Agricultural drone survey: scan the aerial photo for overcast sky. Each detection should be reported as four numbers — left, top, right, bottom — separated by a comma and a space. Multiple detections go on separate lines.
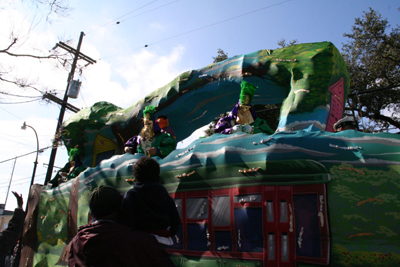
0, 0, 399, 210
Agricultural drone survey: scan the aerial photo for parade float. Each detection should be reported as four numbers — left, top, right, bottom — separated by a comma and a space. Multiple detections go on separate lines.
19, 42, 400, 267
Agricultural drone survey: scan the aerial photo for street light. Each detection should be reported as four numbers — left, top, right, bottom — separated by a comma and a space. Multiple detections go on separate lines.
21, 121, 39, 202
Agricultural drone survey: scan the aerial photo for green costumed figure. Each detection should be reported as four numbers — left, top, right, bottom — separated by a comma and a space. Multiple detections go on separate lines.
214, 81, 274, 135
124, 105, 177, 158
48, 147, 86, 188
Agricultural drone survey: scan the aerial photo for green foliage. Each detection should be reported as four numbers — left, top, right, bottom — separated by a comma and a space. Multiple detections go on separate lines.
212, 48, 228, 63
277, 38, 298, 48
341, 8, 400, 132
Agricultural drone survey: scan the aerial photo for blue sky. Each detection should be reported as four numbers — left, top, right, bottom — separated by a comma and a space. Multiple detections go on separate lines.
0, 0, 399, 210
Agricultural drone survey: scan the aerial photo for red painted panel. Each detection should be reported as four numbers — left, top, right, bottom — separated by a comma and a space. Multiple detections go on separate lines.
326, 78, 344, 132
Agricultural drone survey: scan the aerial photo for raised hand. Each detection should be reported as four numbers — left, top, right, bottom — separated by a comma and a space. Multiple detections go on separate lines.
12, 191, 23, 209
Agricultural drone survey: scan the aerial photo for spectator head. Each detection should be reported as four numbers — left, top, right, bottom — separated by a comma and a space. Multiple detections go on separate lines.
333, 116, 358, 132
89, 185, 122, 220
132, 156, 160, 183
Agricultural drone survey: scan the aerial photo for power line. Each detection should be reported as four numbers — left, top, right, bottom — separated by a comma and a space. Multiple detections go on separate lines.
0, 175, 46, 189
0, 106, 61, 137
0, 135, 39, 148
86, 0, 159, 34
79, 90, 88, 108
100, 0, 292, 60
0, 98, 41, 104
0, 146, 52, 165
117, 0, 179, 24
0, 176, 32, 186
148, 0, 292, 46
0, 172, 49, 186
0, 92, 42, 98
0, 106, 24, 120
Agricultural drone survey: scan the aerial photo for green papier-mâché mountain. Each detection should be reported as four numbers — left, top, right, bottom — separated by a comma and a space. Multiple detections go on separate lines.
60, 41, 349, 167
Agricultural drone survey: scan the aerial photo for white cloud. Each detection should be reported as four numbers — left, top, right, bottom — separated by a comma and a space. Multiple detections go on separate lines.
71, 59, 128, 108
67, 44, 186, 109
114, 45, 186, 108
0, 5, 189, 210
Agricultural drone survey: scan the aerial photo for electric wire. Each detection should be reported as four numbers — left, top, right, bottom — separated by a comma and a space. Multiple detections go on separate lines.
0, 146, 52, 165
0, 176, 35, 186
0, 98, 41, 104
0, 135, 40, 148
0, 92, 42, 98
100, 0, 292, 60
1, 1, 177, 110
85, 0, 159, 35
0, 174, 46, 189
0, 106, 24, 120
79, 91, 88, 108
117, 0, 179, 24
0, 106, 57, 138
0, 173, 47, 185
147, 0, 292, 47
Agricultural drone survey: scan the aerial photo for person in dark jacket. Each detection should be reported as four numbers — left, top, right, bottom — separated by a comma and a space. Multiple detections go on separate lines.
122, 156, 180, 246
0, 192, 24, 267
68, 185, 175, 267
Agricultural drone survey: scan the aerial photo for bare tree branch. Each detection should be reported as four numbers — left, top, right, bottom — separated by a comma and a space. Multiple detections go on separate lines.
1, 50, 59, 59
1, 38, 18, 52
366, 112, 400, 130
0, 76, 44, 94
0, 0, 73, 102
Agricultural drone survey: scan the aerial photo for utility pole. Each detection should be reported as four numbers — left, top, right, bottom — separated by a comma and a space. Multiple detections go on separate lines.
44, 32, 96, 185
42, 93, 80, 113
4, 157, 17, 209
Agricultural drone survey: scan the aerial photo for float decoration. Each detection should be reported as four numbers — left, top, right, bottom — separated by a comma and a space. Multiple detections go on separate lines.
18, 42, 400, 267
